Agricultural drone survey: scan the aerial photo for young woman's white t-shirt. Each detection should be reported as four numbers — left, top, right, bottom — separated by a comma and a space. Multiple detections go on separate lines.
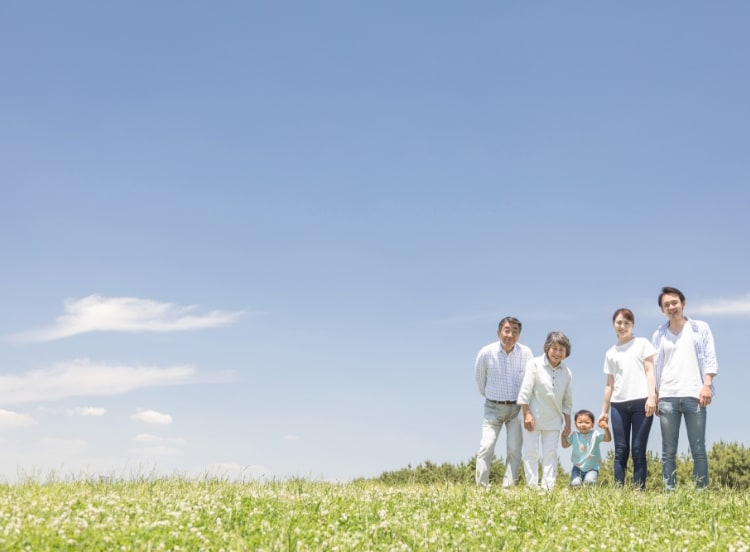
603, 337, 657, 402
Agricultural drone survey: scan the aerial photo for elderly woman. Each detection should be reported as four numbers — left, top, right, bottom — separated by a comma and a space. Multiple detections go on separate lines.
517, 331, 573, 490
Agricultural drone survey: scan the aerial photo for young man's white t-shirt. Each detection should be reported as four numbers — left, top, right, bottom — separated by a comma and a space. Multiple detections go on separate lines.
658, 325, 702, 398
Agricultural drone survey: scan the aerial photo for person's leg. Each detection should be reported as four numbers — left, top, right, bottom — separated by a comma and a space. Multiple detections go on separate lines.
583, 470, 599, 485
682, 397, 708, 489
630, 398, 654, 490
502, 406, 523, 488
570, 466, 583, 488
658, 397, 681, 491
522, 427, 540, 488
476, 403, 502, 487
540, 430, 560, 490
610, 402, 631, 486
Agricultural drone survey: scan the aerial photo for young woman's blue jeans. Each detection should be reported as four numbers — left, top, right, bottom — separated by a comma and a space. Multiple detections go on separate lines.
611, 398, 653, 488
658, 396, 708, 490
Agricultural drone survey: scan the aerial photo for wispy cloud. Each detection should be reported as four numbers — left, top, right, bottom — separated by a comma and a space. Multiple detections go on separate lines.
282, 434, 300, 441
0, 359, 195, 406
65, 407, 107, 417
0, 409, 37, 428
8, 294, 243, 343
132, 433, 185, 445
131, 409, 173, 425
692, 294, 750, 316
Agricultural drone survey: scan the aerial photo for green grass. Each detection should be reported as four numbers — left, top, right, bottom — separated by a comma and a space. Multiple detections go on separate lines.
0, 478, 748, 551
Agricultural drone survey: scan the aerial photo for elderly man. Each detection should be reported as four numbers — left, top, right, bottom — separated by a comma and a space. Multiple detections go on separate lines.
474, 316, 533, 488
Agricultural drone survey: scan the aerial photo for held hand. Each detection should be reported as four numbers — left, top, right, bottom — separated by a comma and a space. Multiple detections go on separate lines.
645, 396, 657, 417
597, 417, 609, 430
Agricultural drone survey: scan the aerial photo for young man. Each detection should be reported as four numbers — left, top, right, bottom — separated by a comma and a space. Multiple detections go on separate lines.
652, 286, 719, 490
474, 317, 533, 488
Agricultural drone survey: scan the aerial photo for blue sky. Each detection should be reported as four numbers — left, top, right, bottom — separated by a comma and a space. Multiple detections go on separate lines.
1, 2, 748, 482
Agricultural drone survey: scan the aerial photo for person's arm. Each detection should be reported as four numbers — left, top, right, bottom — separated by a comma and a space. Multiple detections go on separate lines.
517, 360, 535, 431
474, 352, 487, 396
599, 374, 614, 426
562, 413, 571, 438
698, 323, 718, 407
561, 431, 571, 448
644, 355, 657, 416
561, 372, 573, 437
601, 425, 612, 443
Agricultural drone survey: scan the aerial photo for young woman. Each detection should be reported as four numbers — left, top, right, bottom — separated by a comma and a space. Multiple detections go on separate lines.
598, 308, 657, 490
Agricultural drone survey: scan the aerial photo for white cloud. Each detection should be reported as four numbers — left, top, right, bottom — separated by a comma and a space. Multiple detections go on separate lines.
132, 433, 185, 445
282, 434, 300, 441
40, 437, 87, 454
0, 359, 195, 406
131, 409, 173, 425
65, 407, 107, 417
692, 295, 750, 316
0, 409, 37, 428
8, 294, 243, 343
129, 445, 181, 457
132, 433, 164, 443
128, 432, 185, 458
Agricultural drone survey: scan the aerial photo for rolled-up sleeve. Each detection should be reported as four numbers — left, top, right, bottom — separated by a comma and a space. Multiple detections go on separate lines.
699, 323, 718, 376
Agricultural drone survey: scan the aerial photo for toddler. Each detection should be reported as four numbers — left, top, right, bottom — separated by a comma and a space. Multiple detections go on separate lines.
562, 409, 611, 487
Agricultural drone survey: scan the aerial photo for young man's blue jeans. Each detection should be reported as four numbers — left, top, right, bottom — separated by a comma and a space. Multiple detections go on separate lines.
611, 398, 653, 489
658, 397, 708, 490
